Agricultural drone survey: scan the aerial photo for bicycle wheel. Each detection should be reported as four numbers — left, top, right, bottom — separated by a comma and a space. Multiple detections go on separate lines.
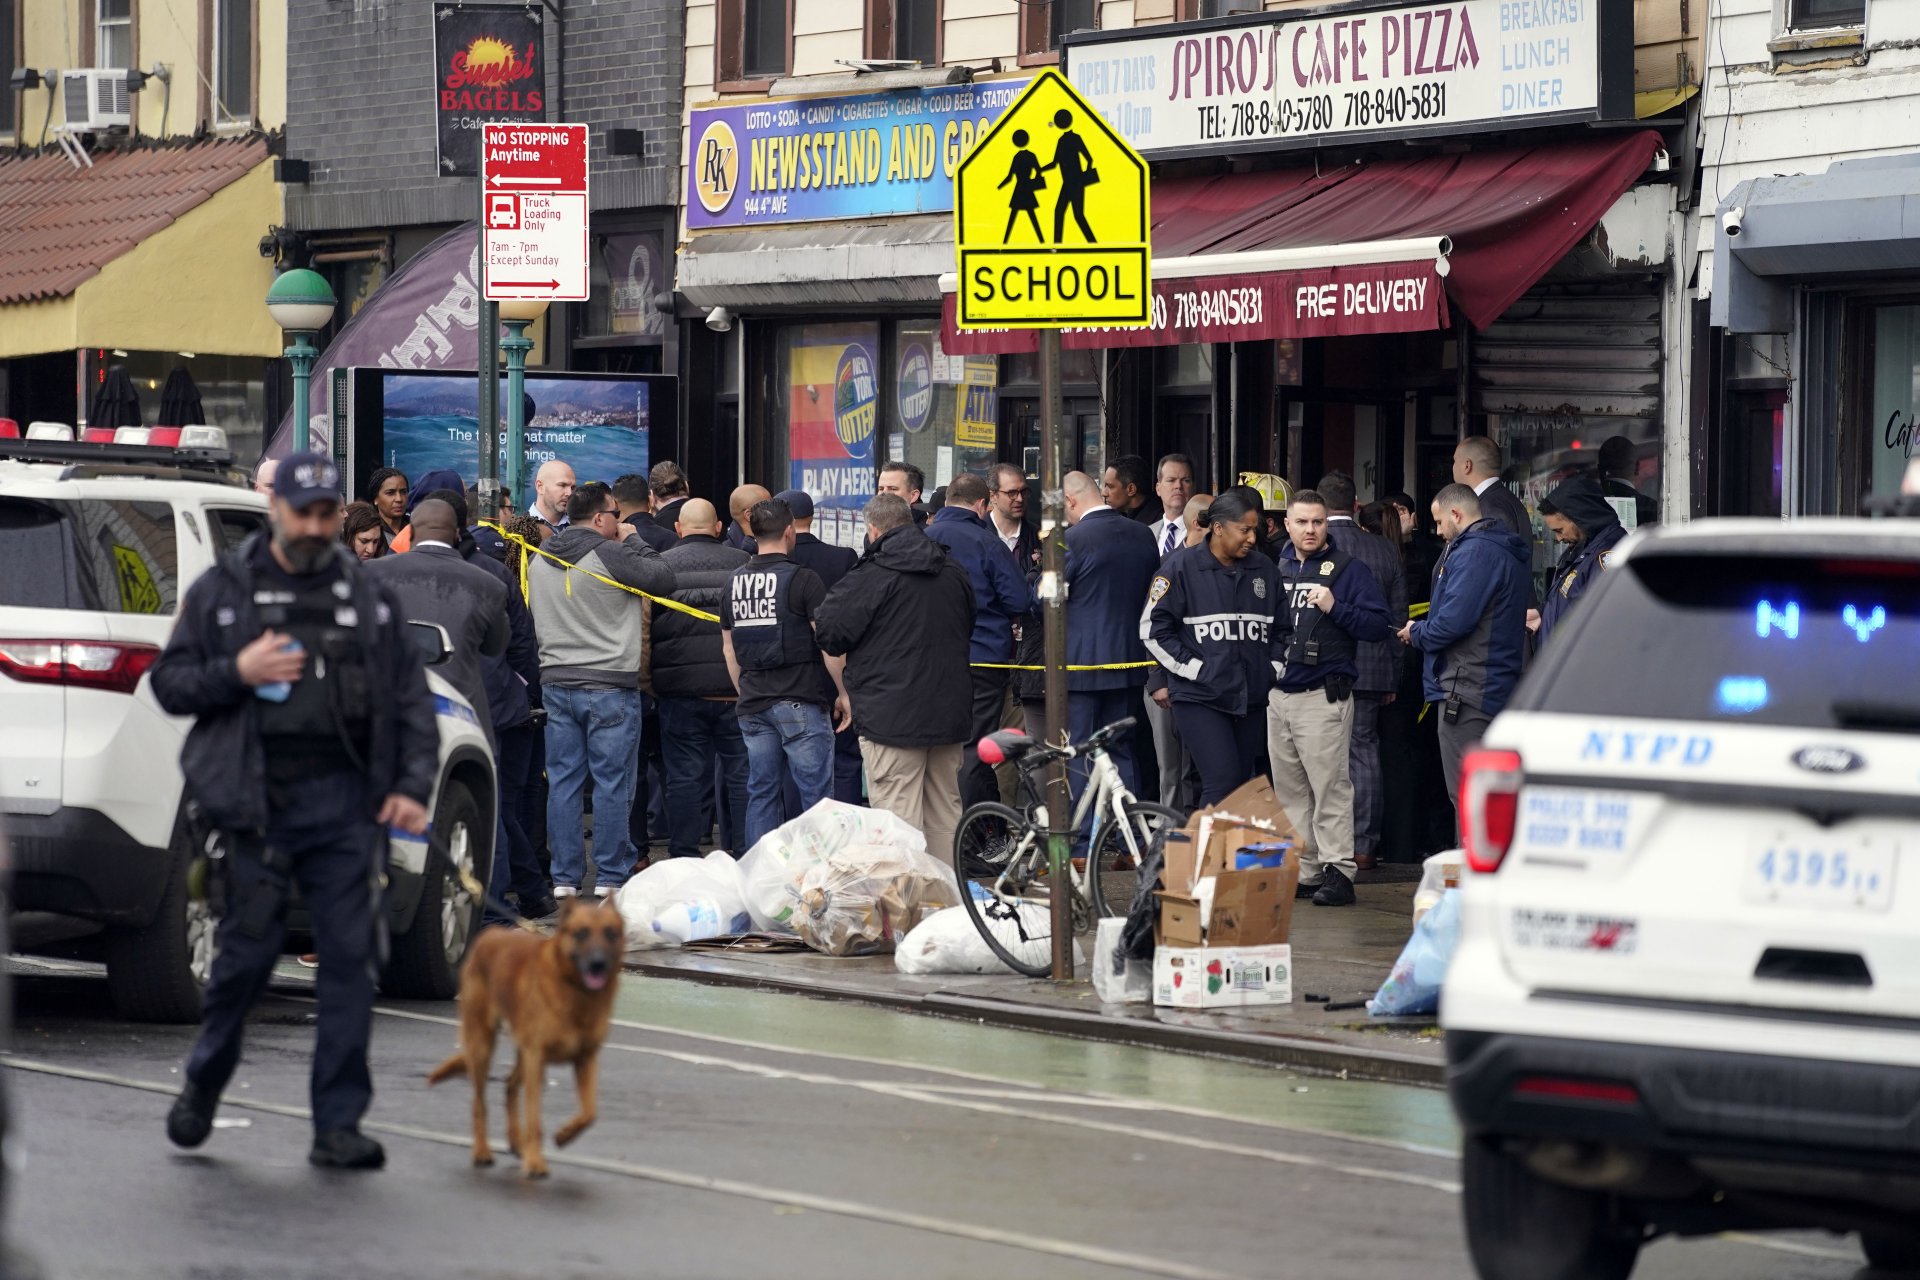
951, 802, 1053, 979
1088, 801, 1183, 919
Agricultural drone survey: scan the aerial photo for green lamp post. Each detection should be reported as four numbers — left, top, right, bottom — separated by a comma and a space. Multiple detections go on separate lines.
265, 268, 338, 454
497, 297, 549, 512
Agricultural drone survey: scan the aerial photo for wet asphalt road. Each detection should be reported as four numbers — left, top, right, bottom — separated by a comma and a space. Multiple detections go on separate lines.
0, 958, 1878, 1280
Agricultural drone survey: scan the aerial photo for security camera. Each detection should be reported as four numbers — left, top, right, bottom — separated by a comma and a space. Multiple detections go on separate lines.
1652, 148, 1671, 173
704, 306, 732, 333
1723, 206, 1745, 239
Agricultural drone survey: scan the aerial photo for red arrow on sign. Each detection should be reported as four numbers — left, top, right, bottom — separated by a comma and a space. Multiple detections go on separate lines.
493, 280, 559, 289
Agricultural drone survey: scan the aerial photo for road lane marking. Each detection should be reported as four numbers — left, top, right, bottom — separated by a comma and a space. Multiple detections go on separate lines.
2, 1053, 1252, 1280
368, 1004, 1464, 1195
346, 989, 1457, 1158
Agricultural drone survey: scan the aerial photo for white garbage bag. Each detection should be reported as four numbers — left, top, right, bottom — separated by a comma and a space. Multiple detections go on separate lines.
737, 799, 929, 933
1413, 849, 1465, 924
613, 850, 748, 949
792, 843, 962, 957
894, 900, 1063, 975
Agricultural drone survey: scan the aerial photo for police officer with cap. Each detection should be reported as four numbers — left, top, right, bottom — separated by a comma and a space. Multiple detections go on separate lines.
151, 451, 438, 1170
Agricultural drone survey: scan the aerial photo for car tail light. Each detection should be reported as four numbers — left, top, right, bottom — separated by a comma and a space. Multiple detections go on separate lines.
1513, 1076, 1641, 1107
1460, 748, 1523, 873
0, 640, 161, 694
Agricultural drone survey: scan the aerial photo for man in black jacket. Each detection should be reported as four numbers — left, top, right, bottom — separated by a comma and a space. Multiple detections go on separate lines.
1319, 472, 1407, 870
777, 488, 862, 805
648, 498, 750, 857
1452, 436, 1537, 573
614, 472, 676, 552
816, 493, 975, 861
151, 452, 437, 1171
365, 497, 521, 923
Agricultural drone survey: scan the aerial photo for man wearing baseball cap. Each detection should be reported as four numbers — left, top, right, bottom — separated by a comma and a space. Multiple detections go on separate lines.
151, 450, 439, 1171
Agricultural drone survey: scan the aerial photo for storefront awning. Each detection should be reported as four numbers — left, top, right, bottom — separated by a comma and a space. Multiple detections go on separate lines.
0, 136, 284, 360
678, 216, 954, 311
940, 129, 1665, 353
1712, 153, 1920, 334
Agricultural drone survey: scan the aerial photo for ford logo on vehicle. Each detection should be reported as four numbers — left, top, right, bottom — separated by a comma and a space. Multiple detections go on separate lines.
1791, 745, 1864, 774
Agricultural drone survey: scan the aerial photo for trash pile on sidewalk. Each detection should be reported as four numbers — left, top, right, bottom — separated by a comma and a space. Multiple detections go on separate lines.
614, 801, 962, 957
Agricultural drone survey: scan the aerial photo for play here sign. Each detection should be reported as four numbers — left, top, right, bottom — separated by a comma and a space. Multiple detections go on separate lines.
953, 71, 1150, 330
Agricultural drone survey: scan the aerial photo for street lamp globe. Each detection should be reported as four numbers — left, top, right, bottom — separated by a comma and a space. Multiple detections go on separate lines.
265, 268, 337, 334
498, 296, 550, 324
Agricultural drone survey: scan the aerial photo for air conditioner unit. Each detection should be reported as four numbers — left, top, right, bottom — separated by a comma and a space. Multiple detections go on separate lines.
63, 69, 131, 130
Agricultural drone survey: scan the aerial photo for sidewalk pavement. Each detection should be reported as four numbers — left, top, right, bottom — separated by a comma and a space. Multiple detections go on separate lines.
623, 874, 1445, 1087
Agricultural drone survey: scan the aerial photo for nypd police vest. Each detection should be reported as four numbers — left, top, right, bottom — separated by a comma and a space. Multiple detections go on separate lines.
729, 558, 818, 672
1280, 545, 1359, 672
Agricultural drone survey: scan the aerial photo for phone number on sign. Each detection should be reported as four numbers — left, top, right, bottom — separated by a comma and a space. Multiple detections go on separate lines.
1199, 83, 1450, 141
1158, 285, 1265, 334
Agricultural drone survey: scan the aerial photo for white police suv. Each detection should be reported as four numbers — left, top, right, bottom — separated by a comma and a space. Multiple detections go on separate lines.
0, 427, 495, 1021
1445, 516, 1920, 1279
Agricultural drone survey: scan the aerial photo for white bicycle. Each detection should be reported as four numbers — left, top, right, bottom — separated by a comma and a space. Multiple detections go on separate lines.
952, 718, 1183, 978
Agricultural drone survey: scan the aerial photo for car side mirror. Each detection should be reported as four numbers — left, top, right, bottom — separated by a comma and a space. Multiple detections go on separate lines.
407, 620, 453, 666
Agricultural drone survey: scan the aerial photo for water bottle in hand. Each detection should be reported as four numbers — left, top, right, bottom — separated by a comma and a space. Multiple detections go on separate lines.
255, 639, 304, 703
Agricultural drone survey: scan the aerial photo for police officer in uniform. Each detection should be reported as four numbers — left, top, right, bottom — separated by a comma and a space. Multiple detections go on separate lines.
1140, 490, 1281, 806
1269, 490, 1392, 908
722, 499, 851, 849
1534, 473, 1627, 648
152, 452, 438, 1170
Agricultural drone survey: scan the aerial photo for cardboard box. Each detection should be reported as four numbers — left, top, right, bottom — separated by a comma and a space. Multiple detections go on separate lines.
1156, 862, 1300, 949
1209, 865, 1297, 947
1152, 944, 1293, 1009
1162, 777, 1300, 895
1154, 892, 1205, 947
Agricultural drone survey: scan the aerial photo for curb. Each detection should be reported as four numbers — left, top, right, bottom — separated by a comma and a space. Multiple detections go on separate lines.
623, 957, 1445, 1088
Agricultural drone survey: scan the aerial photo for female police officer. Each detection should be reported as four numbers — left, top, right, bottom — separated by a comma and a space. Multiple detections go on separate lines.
1139, 490, 1281, 805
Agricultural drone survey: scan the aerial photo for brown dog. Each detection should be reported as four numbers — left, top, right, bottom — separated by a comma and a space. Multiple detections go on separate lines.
427, 896, 624, 1178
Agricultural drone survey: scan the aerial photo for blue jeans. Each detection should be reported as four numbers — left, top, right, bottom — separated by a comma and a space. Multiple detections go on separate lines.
543, 684, 641, 893
659, 697, 748, 858
740, 700, 834, 850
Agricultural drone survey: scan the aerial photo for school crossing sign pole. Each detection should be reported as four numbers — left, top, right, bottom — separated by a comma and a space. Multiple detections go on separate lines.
954, 71, 1151, 983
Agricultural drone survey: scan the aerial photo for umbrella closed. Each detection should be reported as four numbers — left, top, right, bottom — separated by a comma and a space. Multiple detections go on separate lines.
158, 366, 205, 427
88, 365, 144, 430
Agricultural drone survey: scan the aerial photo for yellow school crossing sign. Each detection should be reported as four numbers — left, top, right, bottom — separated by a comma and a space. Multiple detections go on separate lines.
954, 70, 1150, 329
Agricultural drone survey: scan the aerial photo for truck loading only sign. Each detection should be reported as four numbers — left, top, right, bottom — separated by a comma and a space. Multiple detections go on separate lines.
482, 123, 589, 303
953, 71, 1152, 330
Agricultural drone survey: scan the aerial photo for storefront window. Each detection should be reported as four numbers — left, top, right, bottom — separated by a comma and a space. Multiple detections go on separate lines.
768, 322, 882, 549
581, 231, 669, 341
885, 321, 997, 502
1870, 305, 1920, 500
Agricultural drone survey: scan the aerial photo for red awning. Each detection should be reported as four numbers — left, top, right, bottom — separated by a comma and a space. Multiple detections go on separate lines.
942, 129, 1663, 353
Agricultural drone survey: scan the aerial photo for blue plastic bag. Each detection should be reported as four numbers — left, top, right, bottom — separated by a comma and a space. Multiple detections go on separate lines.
1366, 888, 1461, 1018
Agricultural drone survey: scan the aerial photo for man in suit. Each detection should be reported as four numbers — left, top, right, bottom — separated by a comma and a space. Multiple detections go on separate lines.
1143, 453, 1197, 808
364, 500, 513, 921
927, 473, 1033, 810
777, 488, 863, 805
1062, 470, 1160, 808
1452, 436, 1535, 561
1319, 472, 1407, 871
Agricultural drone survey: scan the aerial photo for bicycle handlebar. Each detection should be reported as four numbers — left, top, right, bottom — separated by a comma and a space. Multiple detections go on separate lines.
973, 717, 1136, 771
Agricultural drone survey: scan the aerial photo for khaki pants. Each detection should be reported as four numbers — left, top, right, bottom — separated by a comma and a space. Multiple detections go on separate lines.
1267, 687, 1357, 884
860, 739, 966, 864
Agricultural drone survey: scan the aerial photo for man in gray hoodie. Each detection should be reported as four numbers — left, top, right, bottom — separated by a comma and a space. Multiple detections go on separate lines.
528, 480, 676, 901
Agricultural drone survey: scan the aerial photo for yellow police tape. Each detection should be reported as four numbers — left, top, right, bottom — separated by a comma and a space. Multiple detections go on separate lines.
479, 521, 1152, 672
